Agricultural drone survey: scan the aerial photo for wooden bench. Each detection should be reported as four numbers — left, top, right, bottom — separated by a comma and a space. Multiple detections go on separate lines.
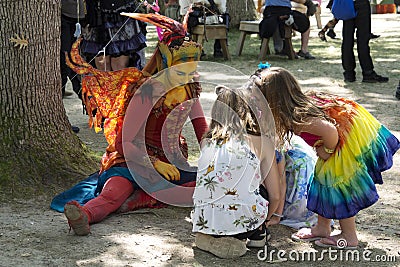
236, 20, 295, 60
191, 24, 231, 60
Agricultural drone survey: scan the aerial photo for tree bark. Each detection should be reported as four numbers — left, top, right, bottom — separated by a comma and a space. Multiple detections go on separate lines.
0, 0, 97, 198
227, 0, 258, 28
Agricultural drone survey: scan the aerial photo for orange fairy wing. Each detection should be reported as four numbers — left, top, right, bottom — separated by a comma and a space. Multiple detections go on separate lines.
66, 38, 145, 144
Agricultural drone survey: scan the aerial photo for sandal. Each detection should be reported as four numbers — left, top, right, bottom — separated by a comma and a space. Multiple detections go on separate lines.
291, 228, 323, 242
314, 236, 358, 250
318, 31, 327, 42
64, 201, 90, 236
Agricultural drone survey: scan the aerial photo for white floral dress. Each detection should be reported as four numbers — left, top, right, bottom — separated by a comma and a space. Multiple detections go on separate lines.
192, 137, 269, 235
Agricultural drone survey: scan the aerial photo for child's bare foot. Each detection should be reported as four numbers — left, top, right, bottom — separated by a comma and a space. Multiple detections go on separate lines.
291, 226, 331, 242
265, 216, 281, 227
315, 234, 358, 249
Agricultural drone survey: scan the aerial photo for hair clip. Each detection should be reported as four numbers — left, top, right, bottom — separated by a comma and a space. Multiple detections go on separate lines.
215, 85, 228, 95
258, 61, 271, 70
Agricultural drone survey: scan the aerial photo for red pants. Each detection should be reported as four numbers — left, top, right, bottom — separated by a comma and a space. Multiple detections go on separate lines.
83, 176, 196, 224
84, 176, 133, 223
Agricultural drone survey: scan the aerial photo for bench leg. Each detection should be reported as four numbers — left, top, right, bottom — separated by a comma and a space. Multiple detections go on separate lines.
196, 35, 204, 46
283, 26, 295, 60
220, 39, 231, 60
283, 38, 295, 60
258, 38, 270, 61
235, 31, 247, 56
315, 7, 322, 29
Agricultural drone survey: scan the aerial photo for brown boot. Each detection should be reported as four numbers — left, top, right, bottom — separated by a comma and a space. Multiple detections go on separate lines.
64, 201, 90, 236
195, 233, 247, 258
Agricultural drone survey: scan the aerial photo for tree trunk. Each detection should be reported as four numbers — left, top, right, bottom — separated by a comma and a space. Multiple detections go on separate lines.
0, 0, 97, 198
227, 0, 258, 28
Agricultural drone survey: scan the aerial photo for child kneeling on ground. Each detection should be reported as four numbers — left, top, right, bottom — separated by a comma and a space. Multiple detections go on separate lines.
191, 85, 281, 258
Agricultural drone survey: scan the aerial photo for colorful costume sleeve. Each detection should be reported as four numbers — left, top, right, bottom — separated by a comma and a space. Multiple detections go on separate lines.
189, 99, 208, 143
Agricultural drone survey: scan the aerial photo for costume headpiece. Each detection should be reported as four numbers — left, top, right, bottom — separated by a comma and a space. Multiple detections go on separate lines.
65, 13, 202, 147
121, 13, 202, 72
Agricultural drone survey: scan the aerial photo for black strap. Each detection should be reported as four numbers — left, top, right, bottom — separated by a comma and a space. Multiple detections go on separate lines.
208, 0, 221, 14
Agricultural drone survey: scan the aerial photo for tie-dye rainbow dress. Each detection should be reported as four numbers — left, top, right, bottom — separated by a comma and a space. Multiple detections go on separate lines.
300, 95, 400, 219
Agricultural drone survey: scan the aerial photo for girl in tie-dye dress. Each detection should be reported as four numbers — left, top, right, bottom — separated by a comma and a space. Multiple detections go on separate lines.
251, 66, 400, 249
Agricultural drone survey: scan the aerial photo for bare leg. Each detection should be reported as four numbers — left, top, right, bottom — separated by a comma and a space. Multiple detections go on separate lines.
272, 28, 284, 53
292, 215, 331, 240
316, 216, 358, 248
111, 55, 130, 71
300, 28, 310, 53
95, 55, 112, 71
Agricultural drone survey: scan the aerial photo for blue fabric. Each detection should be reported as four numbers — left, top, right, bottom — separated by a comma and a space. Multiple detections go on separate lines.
265, 0, 291, 8
50, 166, 198, 213
50, 172, 100, 212
332, 0, 357, 20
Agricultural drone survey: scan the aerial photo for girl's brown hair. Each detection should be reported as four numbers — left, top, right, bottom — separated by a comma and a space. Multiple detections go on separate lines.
251, 67, 332, 145
204, 86, 260, 143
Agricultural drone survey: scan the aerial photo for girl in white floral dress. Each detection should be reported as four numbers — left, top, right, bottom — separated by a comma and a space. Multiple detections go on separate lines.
192, 86, 281, 258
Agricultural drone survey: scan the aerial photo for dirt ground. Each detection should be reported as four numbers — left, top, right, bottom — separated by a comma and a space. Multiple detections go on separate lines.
1, 8, 400, 267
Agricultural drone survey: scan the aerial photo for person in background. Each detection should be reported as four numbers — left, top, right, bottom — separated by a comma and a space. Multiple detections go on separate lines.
61, 0, 86, 133
82, 0, 147, 71
259, 0, 317, 59
395, 80, 400, 100
253, 66, 399, 248
164, 0, 181, 21
61, 0, 86, 99
318, 0, 380, 42
179, 0, 228, 58
341, 0, 388, 83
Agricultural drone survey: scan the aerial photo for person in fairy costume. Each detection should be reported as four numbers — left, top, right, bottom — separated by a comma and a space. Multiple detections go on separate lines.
251, 66, 400, 248
51, 13, 208, 236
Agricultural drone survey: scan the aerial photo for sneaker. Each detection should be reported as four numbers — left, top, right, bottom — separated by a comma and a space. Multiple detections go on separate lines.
362, 72, 389, 83
200, 50, 206, 60
71, 126, 80, 133
275, 49, 287, 57
343, 71, 356, 82
318, 30, 327, 42
213, 49, 223, 58
63, 91, 74, 98
64, 201, 90, 236
195, 233, 247, 258
247, 224, 270, 248
297, 50, 315, 60
344, 76, 356, 82
326, 29, 336, 39
370, 33, 380, 39
395, 81, 400, 100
